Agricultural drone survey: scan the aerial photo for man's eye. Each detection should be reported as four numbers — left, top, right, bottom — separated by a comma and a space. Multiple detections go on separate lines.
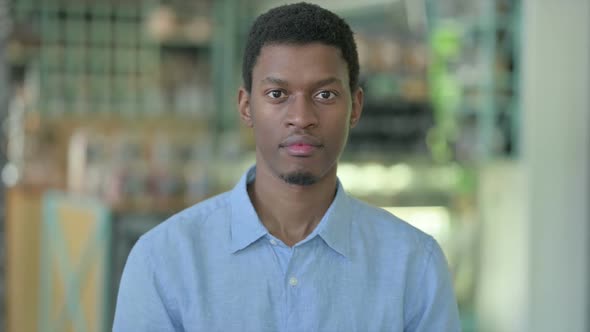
316, 91, 336, 100
266, 90, 285, 99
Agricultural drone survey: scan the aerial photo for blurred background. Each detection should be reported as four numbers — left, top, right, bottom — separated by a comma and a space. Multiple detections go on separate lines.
0, 0, 588, 331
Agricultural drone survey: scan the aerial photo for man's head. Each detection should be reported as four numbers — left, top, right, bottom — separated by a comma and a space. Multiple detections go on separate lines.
238, 3, 363, 187
242, 2, 359, 94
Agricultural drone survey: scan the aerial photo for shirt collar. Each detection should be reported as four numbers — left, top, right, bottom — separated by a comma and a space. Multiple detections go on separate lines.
314, 180, 353, 258
229, 167, 268, 253
229, 166, 354, 258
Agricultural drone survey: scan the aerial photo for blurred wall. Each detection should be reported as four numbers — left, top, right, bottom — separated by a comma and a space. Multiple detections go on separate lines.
478, 1, 590, 332
477, 162, 529, 332
522, 0, 590, 331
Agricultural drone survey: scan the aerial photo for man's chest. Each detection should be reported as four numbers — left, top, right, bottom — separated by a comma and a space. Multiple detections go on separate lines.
174, 241, 409, 331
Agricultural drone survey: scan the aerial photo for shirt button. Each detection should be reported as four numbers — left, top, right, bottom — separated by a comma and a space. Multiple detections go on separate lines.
270, 239, 278, 246
289, 277, 298, 287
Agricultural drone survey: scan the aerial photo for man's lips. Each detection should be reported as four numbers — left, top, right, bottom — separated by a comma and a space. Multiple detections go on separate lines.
285, 143, 316, 155
279, 135, 323, 156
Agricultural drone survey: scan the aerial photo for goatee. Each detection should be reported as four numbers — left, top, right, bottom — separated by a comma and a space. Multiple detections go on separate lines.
279, 172, 317, 186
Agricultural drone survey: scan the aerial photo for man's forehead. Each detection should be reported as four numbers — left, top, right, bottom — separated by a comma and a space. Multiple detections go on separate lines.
253, 43, 348, 75
259, 76, 344, 88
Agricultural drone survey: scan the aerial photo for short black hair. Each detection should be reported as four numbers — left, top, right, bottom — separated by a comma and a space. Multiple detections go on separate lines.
242, 2, 359, 93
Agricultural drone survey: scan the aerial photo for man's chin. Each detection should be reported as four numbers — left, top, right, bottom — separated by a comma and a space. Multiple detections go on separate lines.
279, 172, 318, 186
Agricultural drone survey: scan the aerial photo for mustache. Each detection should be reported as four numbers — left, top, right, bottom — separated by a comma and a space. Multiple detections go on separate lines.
279, 134, 323, 147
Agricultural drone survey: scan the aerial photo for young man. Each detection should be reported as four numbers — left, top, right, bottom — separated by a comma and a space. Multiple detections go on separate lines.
113, 3, 461, 331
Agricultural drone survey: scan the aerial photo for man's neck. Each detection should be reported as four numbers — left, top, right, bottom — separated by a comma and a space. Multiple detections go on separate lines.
248, 166, 337, 247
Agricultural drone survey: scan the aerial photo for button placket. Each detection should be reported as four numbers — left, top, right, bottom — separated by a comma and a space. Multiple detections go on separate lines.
284, 246, 305, 331
286, 246, 301, 288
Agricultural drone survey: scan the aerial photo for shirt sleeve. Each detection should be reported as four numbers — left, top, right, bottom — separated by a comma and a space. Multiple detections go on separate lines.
112, 237, 180, 332
404, 236, 462, 332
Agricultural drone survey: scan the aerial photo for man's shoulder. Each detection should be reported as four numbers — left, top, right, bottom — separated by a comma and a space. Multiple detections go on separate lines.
140, 190, 233, 245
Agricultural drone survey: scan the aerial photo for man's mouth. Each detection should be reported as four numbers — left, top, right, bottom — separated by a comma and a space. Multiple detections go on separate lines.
280, 135, 322, 157
285, 143, 316, 156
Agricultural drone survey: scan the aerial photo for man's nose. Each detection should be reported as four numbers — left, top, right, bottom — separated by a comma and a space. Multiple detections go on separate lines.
284, 95, 319, 129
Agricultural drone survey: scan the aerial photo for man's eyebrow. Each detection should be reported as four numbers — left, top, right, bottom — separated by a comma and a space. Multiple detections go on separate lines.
312, 77, 342, 88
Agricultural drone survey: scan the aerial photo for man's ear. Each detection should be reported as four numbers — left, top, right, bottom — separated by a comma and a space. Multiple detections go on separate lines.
238, 87, 254, 127
349, 87, 364, 128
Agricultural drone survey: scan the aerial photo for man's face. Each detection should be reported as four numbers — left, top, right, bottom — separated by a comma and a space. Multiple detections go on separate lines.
238, 43, 363, 186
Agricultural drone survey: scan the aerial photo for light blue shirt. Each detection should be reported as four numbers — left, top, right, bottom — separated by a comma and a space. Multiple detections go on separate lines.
113, 167, 461, 331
